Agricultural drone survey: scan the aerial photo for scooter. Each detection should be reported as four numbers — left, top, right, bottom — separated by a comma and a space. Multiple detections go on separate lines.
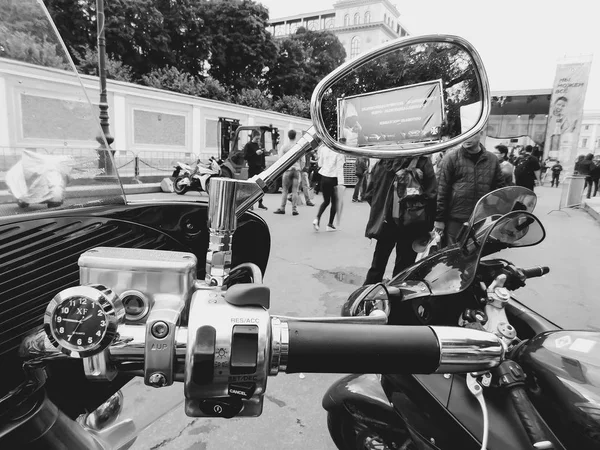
325, 186, 599, 450
172, 156, 223, 195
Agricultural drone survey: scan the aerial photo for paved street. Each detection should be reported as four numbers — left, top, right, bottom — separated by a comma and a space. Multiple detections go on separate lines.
120, 184, 600, 450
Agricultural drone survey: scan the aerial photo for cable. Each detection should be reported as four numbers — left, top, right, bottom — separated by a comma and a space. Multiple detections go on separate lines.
466, 373, 490, 450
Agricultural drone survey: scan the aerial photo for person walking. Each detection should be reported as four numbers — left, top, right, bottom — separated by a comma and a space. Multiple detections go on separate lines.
493, 144, 514, 186
579, 153, 596, 199
435, 132, 505, 246
352, 157, 369, 202
299, 150, 316, 207
312, 144, 345, 232
273, 130, 302, 215
550, 161, 563, 187
363, 156, 437, 284
514, 145, 541, 191
243, 132, 268, 210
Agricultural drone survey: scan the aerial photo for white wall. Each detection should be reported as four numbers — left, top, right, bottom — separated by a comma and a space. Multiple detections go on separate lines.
0, 58, 312, 160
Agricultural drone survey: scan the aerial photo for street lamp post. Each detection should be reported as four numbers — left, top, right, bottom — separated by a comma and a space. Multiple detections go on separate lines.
95, 0, 115, 178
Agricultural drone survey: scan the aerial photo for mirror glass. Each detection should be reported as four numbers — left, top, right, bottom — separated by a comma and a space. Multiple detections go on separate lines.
317, 40, 484, 153
485, 212, 545, 247
469, 186, 537, 230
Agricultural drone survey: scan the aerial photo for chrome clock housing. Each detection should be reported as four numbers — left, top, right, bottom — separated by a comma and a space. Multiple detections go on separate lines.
44, 285, 124, 358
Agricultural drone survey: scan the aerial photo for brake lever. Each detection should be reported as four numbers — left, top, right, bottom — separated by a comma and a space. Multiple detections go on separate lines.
467, 372, 491, 450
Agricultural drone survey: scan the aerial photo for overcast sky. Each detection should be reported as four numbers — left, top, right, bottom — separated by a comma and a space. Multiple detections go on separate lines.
259, 0, 599, 110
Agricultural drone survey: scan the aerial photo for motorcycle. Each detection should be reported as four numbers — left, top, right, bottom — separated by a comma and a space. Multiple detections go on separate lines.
325, 186, 600, 450
172, 156, 223, 195
1, 2, 596, 449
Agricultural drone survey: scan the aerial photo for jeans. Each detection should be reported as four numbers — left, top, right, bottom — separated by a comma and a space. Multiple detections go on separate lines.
316, 176, 337, 226
551, 173, 560, 187
353, 173, 367, 200
445, 219, 465, 246
364, 222, 417, 284
584, 177, 599, 198
280, 169, 299, 210
300, 171, 311, 203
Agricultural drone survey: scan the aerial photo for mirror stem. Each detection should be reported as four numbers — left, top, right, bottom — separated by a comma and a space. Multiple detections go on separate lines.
235, 127, 321, 217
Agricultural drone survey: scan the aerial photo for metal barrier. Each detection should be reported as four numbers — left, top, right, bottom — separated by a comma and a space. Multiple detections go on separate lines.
0, 147, 216, 183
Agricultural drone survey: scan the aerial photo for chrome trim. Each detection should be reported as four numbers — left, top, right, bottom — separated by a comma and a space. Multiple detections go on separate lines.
43, 285, 124, 359
206, 178, 238, 285
269, 317, 290, 375
120, 290, 150, 322
431, 326, 504, 373
81, 391, 124, 431
273, 312, 387, 325
310, 34, 491, 158
83, 349, 117, 381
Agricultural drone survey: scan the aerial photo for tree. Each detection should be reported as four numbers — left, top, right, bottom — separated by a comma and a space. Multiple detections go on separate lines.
273, 96, 310, 118
235, 88, 272, 110
74, 46, 134, 82
201, 0, 277, 91
267, 28, 346, 101
141, 66, 231, 102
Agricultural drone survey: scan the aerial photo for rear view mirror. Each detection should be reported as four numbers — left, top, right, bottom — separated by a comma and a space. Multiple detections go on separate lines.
310, 35, 490, 158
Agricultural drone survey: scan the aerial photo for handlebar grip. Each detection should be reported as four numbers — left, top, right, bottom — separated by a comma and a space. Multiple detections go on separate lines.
285, 323, 441, 374
508, 385, 557, 449
521, 266, 549, 279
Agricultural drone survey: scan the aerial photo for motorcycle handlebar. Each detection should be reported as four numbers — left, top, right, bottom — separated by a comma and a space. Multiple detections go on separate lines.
105, 321, 505, 378
285, 322, 441, 374
521, 266, 549, 279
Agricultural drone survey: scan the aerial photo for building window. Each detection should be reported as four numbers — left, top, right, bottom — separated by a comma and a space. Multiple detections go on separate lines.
351, 36, 360, 58
585, 125, 590, 130
582, 138, 588, 148
344, 14, 350, 26
365, 11, 371, 23
354, 13, 360, 25
384, 14, 387, 23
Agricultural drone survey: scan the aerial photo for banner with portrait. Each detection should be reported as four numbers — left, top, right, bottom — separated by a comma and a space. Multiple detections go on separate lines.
544, 57, 593, 172
337, 80, 444, 147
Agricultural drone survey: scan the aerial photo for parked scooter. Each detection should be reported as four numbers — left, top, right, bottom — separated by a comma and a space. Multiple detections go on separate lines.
172, 156, 223, 195
325, 186, 598, 450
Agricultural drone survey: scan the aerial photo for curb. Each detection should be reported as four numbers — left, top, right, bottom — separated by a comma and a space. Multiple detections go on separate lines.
583, 200, 600, 224
0, 183, 162, 203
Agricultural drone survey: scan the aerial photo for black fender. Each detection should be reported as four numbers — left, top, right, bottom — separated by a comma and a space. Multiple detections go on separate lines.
323, 374, 403, 431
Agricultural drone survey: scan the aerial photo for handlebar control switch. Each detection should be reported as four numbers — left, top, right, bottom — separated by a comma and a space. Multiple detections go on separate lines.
185, 287, 270, 417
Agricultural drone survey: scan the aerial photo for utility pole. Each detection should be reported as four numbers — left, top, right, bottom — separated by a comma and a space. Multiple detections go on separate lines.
95, 0, 115, 177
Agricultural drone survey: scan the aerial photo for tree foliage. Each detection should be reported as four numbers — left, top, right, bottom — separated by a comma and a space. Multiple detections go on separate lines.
267, 28, 346, 100
201, 0, 277, 91
74, 46, 134, 82
141, 66, 231, 102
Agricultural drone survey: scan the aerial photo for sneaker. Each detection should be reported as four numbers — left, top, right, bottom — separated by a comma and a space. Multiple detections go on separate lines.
273, 209, 285, 214
312, 218, 319, 231
306, 201, 315, 207
326, 224, 337, 232
292, 210, 299, 216
258, 204, 268, 210
352, 198, 358, 202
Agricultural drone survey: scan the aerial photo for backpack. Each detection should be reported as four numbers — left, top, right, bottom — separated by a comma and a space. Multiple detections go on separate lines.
391, 157, 428, 228
514, 156, 530, 179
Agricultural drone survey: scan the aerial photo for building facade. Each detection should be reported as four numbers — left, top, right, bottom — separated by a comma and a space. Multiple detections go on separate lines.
578, 111, 600, 156
269, 0, 409, 60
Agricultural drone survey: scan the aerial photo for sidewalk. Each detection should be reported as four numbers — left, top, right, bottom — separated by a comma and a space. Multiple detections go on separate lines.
583, 196, 600, 223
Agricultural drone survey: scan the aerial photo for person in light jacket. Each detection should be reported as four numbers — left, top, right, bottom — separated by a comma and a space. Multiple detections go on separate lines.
312, 144, 345, 232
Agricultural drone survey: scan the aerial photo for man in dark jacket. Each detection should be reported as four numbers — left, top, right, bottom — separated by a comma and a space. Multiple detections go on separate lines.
243, 133, 267, 210
580, 153, 597, 199
514, 145, 541, 191
363, 156, 437, 284
435, 132, 504, 246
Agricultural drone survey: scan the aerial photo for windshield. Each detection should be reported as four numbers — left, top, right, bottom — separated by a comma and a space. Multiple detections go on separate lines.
392, 188, 545, 296
0, 0, 125, 217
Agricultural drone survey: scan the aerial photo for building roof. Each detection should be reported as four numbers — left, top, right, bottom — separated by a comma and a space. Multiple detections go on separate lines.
270, 9, 336, 23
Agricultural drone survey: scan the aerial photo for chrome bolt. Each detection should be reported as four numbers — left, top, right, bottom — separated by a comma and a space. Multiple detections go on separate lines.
148, 372, 167, 388
151, 321, 169, 339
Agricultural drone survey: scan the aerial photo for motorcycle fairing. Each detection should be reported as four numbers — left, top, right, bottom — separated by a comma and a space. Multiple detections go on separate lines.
322, 374, 407, 437
515, 330, 600, 450
0, 201, 271, 415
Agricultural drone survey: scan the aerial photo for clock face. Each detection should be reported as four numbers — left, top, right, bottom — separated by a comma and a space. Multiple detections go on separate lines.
51, 296, 108, 352
44, 285, 123, 358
